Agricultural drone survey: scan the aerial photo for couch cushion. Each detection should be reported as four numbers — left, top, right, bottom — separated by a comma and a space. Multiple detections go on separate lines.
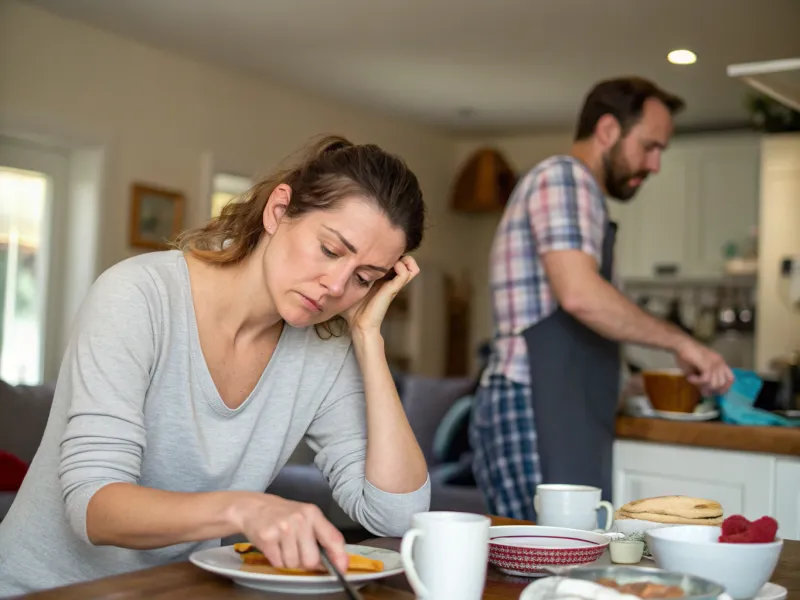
400, 375, 475, 466
0, 380, 55, 463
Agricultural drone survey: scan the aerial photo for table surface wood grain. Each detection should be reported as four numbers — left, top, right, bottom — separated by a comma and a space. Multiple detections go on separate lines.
18, 516, 799, 600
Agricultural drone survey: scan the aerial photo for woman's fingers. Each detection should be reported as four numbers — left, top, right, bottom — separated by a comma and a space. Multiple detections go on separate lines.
277, 517, 301, 569
382, 257, 419, 296
295, 508, 322, 571
308, 506, 348, 573
259, 525, 285, 569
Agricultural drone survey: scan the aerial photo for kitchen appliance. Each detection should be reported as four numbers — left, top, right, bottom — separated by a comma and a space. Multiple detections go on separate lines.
774, 351, 800, 411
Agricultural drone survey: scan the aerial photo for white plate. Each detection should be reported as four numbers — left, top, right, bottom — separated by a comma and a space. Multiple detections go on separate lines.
719, 582, 787, 600
522, 579, 787, 600
653, 408, 719, 421
189, 543, 403, 594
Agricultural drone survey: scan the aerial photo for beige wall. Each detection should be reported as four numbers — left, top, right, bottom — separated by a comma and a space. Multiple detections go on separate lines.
756, 134, 800, 372
0, 0, 472, 279
452, 133, 573, 371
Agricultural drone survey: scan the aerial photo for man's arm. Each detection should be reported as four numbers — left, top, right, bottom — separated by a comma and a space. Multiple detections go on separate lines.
542, 249, 733, 394
542, 249, 687, 350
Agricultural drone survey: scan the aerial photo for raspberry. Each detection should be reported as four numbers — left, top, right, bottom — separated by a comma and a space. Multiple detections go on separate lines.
721, 515, 750, 537
748, 517, 778, 543
719, 515, 778, 543
719, 531, 751, 543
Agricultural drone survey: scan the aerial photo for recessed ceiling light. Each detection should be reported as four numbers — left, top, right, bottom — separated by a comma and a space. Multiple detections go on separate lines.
668, 49, 697, 65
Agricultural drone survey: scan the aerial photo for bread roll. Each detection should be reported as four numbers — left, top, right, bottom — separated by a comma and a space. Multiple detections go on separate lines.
616, 509, 723, 526
619, 496, 722, 519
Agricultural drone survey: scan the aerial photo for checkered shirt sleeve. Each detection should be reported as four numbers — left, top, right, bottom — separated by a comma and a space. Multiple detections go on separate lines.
527, 159, 606, 265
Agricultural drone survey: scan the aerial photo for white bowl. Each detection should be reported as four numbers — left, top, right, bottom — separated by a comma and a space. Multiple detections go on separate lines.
613, 518, 681, 537
646, 525, 783, 600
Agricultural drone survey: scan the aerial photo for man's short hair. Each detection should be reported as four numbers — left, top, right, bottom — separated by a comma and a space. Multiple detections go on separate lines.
574, 76, 686, 141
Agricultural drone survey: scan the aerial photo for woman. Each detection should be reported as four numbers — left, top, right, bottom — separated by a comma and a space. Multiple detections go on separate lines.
0, 136, 431, 595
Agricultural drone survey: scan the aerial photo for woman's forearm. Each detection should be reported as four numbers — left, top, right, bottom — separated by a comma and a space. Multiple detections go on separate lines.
85, 482, 260, 549
351, 331, 428, 493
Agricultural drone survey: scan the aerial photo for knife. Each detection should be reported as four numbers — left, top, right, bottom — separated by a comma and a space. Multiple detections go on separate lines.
318, 544, 364, 600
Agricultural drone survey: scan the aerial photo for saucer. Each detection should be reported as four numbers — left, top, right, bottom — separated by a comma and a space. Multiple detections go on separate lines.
719, 582, 788, 600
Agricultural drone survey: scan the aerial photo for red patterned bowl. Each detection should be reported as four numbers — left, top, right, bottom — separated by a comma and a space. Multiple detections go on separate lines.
488, 526, 610, 576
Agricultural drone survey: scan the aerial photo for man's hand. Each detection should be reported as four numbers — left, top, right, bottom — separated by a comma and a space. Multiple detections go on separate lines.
675, 340, 734, 397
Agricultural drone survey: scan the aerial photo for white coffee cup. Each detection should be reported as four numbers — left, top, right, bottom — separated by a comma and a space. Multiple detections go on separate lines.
400, 512, 490, 600
534, 484, 613, 531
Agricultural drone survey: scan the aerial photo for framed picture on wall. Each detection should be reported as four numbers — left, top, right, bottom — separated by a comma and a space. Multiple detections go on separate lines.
129, 183, 185, 250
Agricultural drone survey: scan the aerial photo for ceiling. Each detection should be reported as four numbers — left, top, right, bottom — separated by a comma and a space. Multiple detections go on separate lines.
26, 0, 800, 135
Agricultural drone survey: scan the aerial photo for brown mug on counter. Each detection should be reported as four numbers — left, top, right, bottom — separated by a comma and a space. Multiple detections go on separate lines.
642, 368, 701, 413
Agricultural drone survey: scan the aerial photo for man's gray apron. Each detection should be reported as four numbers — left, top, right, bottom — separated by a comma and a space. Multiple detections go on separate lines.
521, 220, 620, 502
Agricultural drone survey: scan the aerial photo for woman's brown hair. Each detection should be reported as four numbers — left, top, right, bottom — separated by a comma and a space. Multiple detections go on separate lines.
175, 134, 426, 335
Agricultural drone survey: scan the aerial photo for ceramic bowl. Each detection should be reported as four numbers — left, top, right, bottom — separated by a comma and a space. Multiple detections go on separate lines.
647, 525, 783, 600
488, 525, 609, 576
609, 540, 645, 564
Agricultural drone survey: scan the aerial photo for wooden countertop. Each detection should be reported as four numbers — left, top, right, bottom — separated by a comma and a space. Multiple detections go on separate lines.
616, 416, 800, 456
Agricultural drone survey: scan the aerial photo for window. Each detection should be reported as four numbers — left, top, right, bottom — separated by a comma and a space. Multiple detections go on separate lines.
211, 173, 252, 218
0, 167, 49, 385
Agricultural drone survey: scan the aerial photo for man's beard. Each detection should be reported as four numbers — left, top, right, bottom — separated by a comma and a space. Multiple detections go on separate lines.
602, 143, 648, 202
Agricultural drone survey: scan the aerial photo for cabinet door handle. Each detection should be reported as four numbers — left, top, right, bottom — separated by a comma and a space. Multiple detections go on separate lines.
654, 263, 680, 277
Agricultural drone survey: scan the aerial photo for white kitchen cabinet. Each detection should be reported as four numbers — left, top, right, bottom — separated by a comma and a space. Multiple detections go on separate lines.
610, 132, 761, 281
608, 196, 646, 278
613, 440, 799, 541
775, 457, 800, 542
613, 440, 775, 520
683, 137, 761, 277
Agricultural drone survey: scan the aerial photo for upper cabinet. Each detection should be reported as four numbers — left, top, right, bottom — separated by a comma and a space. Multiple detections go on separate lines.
685, 136, 761, 276
610, 132, 761, 280
451, 148, 518, 213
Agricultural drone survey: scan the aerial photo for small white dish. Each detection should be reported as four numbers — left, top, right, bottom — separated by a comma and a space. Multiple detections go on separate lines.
612, 518, 681, 537
189, 544, 403, 594
609, 540, 644, 564
653, 408, 720, 421
719, 582, 788, 600
624, 395, 719, 421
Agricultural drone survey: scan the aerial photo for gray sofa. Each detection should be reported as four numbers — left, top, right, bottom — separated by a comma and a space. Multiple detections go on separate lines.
0, 372, 486, 527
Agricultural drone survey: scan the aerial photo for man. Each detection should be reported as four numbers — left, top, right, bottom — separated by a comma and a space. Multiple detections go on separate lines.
468, 76, 734, 521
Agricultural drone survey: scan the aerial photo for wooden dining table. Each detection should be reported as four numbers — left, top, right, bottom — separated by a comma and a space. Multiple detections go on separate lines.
18, 516, 800, 600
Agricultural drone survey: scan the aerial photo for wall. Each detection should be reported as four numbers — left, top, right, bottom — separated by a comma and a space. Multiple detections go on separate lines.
0, 0, 468, 278
451, 132, 573, 371
756, 133, 800, 372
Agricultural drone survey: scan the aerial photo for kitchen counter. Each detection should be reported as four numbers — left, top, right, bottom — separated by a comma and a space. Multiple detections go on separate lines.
615, 415, 800, 456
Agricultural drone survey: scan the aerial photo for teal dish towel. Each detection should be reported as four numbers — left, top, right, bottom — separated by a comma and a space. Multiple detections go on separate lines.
716, 368, 800, 427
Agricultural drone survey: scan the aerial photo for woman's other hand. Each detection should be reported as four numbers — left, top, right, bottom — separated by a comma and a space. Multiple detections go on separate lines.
344, 256, 420, 336
228, 493, 348, 573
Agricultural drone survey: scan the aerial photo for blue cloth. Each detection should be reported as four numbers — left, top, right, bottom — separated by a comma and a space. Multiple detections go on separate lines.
716, 369, 800, 427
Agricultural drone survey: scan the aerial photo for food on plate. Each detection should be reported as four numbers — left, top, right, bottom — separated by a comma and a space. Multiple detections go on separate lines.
232, 543, 384, 575
615, 496, 723, 526
718, 515, 779, 544
597, 577, 685, 598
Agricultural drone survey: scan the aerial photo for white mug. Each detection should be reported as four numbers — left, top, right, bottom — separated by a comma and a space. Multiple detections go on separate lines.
400, 512, 490, 600
534, 484, 613, 531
